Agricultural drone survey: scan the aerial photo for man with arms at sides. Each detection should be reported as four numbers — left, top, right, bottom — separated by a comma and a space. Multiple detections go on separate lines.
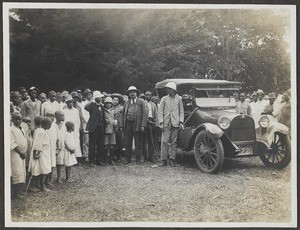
121, 86, 147, 165
158, 82, 184, 167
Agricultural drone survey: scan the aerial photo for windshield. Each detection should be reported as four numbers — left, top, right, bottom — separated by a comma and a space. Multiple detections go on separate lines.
195, 97, 237, 108
194, 90, 237, 108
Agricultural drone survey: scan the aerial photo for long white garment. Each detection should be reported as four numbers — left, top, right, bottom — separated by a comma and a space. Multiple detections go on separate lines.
63, 107, 82, 157
64, 132, 78, 167
251, 99, 268, 128
47, 122, 58, 168
29, 128, 52, 176
41, 100, 60, 116
10, 125, 27, 184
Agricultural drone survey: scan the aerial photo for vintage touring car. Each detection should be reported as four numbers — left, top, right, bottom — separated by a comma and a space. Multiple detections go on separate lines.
155, 79, 291, 173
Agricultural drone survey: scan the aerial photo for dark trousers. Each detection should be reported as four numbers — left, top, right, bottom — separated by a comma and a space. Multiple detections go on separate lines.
89, 125, 105, 164
141, 123, 155, 160
124, 120, 141, 162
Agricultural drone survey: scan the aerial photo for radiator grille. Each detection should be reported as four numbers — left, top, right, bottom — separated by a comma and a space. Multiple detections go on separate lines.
230, 116, 256, 142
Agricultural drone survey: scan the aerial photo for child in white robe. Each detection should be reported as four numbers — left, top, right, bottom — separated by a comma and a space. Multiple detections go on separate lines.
10, 112, 28, 199
27, 116, 43, 192
63, 96, 82, 161
45, 111, 57, 187
64, 121, 77, 182
54, 110, 66, 183
30, 117, 52, 192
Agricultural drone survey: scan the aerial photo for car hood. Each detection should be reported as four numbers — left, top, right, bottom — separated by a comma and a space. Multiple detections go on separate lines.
198, 109, 241, 124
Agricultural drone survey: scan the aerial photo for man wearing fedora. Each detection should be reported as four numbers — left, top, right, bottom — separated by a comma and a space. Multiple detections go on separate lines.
20, 86, 42, 132
122, 86, 147, 165
85, 91, 106, 167
262, 92, 277, 117
158, 82, 184, 167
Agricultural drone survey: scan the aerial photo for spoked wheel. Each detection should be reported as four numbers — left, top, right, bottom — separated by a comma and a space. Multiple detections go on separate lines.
194, 130, 224, 173
259, 132, 291, 169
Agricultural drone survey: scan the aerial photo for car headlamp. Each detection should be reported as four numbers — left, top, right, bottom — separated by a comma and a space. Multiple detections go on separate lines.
218, 117, 231, 129
259, 116, 269, 128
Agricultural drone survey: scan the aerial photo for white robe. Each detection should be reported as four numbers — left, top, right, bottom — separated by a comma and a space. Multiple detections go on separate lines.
29, 128, 52, 176
47, 122, 58, 168
63, 107, 82, 157
10, 125, 27, 184
64, 132, 78, 167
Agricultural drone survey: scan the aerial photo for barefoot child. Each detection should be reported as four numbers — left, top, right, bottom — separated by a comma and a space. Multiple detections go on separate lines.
54, 110, 66, 183
10, 112, 28, 199
64, 121, 77, 182
45, 111, 57, 187
29, 117, 52, 192
104, 97, 117, 165
27, 116, 43, 192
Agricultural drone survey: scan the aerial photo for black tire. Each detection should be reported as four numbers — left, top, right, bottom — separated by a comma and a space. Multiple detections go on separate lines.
259, 132, 291, 169
194, 130, 224, 173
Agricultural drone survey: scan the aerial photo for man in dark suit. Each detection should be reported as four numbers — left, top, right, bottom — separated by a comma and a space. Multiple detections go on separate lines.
122, 86, 147, 165
85, 91, 106, 167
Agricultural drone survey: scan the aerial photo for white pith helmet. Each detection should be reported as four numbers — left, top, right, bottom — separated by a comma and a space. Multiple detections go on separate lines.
104, 96, 113, 104
93, 90, 104, 98
164, 82, 177, 92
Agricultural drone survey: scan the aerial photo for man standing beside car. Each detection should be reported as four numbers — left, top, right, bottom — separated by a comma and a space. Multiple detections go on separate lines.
158, 82, 184, 167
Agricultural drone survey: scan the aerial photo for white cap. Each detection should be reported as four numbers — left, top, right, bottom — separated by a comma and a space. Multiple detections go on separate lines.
93, 90, 104, 98
65, 95, 74, 103
165, 82, 177, 92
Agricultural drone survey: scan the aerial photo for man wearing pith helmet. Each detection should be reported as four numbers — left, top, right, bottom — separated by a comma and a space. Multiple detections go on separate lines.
158, 81, 184, 167
122, 86, 147, 165
84, 91, 106, 167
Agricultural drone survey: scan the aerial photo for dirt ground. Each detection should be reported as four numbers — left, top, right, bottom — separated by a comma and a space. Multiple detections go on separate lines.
11, 154, 291, 223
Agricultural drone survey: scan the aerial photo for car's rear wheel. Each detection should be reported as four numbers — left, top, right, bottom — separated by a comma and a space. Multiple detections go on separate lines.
259, 132, 291, 169
194, 130, 224, 173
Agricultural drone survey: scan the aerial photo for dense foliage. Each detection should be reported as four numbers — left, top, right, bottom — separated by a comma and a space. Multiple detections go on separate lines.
9, 8, 291, 94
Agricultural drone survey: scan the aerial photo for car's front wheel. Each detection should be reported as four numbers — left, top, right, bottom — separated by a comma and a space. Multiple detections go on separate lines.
194, 130, 224, 173
259, 132, 291, 169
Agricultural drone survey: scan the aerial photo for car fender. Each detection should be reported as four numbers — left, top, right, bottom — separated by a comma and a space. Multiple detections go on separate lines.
186, 123, 224, 151
199, 123, 224, 138
267, 122, 289, 146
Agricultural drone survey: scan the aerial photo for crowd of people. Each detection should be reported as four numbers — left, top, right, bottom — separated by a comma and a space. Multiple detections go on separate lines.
9, 83, 291, 199
234, 89, 291, 130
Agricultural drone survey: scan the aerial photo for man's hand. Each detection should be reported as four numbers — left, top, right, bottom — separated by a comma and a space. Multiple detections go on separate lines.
141, 126, 145, 132
19, 153, 26, 160
179, 122, 184, 130
33, 150, 40, 159
159, 123, 164, 131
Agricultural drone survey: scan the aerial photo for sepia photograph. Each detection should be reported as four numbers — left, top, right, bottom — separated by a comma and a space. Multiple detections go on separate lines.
3, 2, 297, 228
